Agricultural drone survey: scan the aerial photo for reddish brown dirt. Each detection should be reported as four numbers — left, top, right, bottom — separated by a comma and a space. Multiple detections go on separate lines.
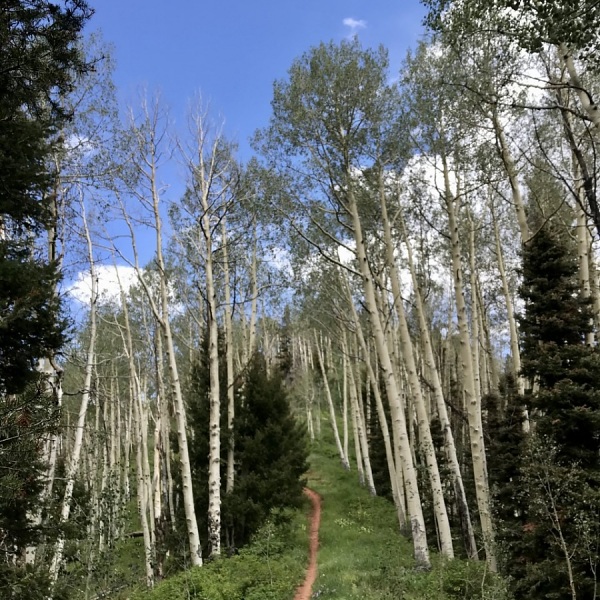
293, 488, 322, 600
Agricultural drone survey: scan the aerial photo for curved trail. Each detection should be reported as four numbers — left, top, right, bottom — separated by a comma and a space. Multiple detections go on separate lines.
293, 488, 322, 600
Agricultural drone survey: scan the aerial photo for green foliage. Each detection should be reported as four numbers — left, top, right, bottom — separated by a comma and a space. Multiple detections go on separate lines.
0, 0, 92, 584
127, 510, 307, 600
0, 563, 71, 600
423, 0, 600, 58
0, 0, 92, 392
0, 382, 52, 543
301, 437, 510, 600
185, 345, 308, 556
519, 227, 600, 468
496, 226, 600, 600
0, 246, 66, 395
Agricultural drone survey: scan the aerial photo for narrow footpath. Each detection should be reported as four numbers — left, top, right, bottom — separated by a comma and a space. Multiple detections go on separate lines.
293, 488, 322, 600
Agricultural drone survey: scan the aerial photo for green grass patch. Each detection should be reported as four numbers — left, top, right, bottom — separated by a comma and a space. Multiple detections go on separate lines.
124, 506, 308, 600
307, 440, 510, 600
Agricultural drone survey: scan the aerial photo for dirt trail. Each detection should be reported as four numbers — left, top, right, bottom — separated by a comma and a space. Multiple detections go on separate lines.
293, 488, 322, 600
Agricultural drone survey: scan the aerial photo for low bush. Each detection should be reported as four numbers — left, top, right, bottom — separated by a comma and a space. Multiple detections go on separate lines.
126, 507, 307, 600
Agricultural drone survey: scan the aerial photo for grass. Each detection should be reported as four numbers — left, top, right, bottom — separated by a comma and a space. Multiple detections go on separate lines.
111, 431, 510, 600
122, 505, 309, 600
305, 439, 511, 600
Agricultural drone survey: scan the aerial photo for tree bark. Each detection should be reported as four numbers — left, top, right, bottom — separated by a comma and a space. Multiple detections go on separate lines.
443, 159, 496, 570
346, 179, 430, 569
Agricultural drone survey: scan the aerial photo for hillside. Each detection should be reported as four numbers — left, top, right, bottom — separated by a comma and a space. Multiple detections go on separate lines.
123, 438, 507, 600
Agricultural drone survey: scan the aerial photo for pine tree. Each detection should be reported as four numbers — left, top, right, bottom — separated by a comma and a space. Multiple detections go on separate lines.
0, 1, 92, 591
501, 226, 600, 600
186, 337, 308, 557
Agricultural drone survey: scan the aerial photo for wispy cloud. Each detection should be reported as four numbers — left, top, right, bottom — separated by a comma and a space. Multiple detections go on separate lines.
343, 17, 367, 36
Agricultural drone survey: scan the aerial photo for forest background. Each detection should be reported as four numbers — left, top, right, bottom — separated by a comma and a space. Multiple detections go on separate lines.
2, 1, 600, 600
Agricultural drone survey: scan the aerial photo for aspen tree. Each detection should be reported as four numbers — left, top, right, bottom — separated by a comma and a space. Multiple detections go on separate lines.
260, 40, 430, 566
346, 335, 376, 495
341, 271, 406, 525
115, 268, 156, 581
133, 380, 154, 587
347, 182, 430, 566
397, 202, 477, 558
49, 198, 97, 586
315, 332, 349, 470
188, 109, 224, 558
468, 213, 483, 401
443, 158, 496, 570
378, 172, 454, 558
176, 103, 240, 558
222, 218, 236, 494
118, 96, 202, 566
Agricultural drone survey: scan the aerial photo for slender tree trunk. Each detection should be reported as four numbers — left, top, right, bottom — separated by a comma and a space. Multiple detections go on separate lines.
346, 179, 430, 569
492, 109, 530, 244
397, 205, 477, 558
443, 159, 496, 570
342, 345, 350, 466
468, 213, 482, 401
222, 219, 236, 494
49, 203, 98, 587
347, 337, 376, 495
315, 333, 349, 470
575, 165, 595, 346
202, 200, 222, 558
379, 176, 453, 558
559, 43, 600, 132
342, 271, 406, 525
491, 200, 529, 429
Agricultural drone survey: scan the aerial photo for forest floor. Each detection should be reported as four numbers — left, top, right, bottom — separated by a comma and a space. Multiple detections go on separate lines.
301, 440, 509, 600
120, 437, 508, 600
293, 488, 322, 600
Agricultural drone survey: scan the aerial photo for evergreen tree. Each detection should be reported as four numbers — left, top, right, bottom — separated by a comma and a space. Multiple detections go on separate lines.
186, 339, 308, 557
0, 1, 92, 589
500, 226, 600, 600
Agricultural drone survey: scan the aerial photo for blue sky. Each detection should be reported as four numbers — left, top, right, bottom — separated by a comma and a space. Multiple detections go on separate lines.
67, 2, 429, 308
89, 1, 427, 158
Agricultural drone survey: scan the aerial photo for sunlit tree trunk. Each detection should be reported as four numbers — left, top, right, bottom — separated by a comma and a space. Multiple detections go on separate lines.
49, 200, 98, 587
397, 205, 477, 558
379, 176, 453, 558
347, 180, 430, 568
315, 333, 349, 470
222, 219, 236, 494
443, 158, 496, 570
491, 199, 528, 428
492, 109, 530, 244
120, 97, 202, 566
346, 336, 376, 495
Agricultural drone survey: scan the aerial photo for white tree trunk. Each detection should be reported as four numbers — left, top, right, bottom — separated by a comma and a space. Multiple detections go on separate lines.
559, 44, 600, 132
202, 197, 222, 558
379, 179, 453, 558
346, 181, 430, 568
315, 333, 350, 470
346, 339, 376, 495
443, 160, 496, 570
49, 202, 98, 586
133, 381, 155, 588
222, 219, 236, 494
397, 206, 477, 558
491, 201, 529, 430
342, 272, 406, 526
492, 109, 530, 243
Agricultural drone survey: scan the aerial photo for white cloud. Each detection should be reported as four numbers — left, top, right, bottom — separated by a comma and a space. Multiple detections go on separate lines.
337, 242, 356, 265
343, 17, 367, 35
67, 264, 138, 305
267, 245, 293, 276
